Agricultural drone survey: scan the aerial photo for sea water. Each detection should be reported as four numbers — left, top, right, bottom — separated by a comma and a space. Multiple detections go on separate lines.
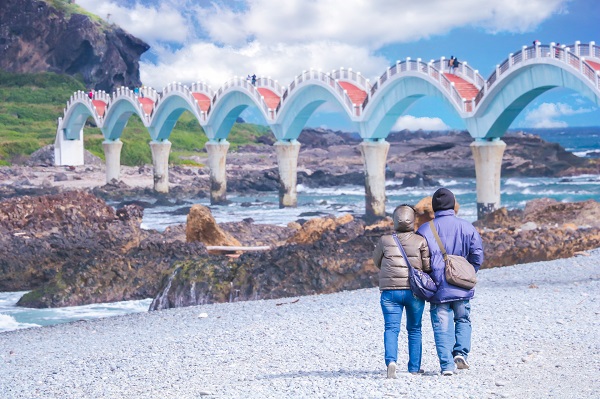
2, 128, 599, 333
0, 292, 152, 333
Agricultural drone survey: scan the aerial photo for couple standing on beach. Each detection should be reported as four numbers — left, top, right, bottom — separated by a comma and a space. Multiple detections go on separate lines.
373, 188, 484, 378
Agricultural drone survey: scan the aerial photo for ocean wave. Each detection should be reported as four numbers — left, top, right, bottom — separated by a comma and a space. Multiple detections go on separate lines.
0, 314, 40, 333
504, 178, 537, 188
573, 149, 600, 158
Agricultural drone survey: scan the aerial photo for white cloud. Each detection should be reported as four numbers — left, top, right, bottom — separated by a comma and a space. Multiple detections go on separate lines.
77, 0, 189, 44
392, 115, 449, 131
523, 102, 592, 128
140, 40, 388, 90
75, 0, 570, 90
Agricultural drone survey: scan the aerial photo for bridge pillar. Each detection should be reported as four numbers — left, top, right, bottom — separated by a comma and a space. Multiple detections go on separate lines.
359, 140, 390, 220
54, 124, 84, 166
205, 140, 230, 204
102, 139, 123, 183
274, 140, 301, 208
470, 139, 506, 219
150, 140, 172, 193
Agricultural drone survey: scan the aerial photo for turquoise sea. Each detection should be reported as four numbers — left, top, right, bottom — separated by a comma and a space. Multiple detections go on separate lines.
1, 128, 599, 333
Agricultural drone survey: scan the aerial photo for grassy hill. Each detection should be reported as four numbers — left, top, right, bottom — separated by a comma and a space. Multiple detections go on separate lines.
0, 70, 271, 166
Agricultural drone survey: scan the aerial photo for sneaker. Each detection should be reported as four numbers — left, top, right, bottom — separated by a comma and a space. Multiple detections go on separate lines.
441, 369, 454, 376
387, 362, 397, 379
410, 369, 425, 375
454, 355, 470, 370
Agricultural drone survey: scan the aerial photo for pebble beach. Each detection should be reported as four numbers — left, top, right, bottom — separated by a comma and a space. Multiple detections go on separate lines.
1, 249, 599, 399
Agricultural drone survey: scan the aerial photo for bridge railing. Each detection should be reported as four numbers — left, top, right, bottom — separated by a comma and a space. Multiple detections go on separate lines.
331, 68, 372, 91
109, 86, 153, 124
190, 82, 215, 97
365, 58, 481, 114
153, 82, 206, 121
211, 77, 272, 119
64, 90, 110, 121
275, 69, 358, 117
477, 42, 600, 107
255, 77, 284, 96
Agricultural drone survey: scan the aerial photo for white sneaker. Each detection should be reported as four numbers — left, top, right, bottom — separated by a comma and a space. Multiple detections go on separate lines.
387, 362, 397, 379
441, 369, 454, 376
454, 355, 470, 370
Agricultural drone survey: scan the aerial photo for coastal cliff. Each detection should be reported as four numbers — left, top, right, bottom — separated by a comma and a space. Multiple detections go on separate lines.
0, 0, 149, 91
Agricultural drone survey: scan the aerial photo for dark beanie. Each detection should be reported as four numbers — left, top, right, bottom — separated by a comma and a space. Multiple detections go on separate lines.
432, 188, 455, 212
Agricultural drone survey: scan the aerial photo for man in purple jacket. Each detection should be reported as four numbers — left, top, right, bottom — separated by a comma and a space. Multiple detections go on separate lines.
417, 188, 484, 376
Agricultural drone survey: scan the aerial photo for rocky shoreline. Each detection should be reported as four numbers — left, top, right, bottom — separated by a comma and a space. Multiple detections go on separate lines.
1, 188, 599, 310
1, 129, 599, 309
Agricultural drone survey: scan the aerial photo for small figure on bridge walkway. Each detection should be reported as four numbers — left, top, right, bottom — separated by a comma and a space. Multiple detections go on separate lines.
88, 90, 93, 100
134, 87, 140, 97
448, 56, 459, 74
251, 74, 257, 85
555, 43, 561, 58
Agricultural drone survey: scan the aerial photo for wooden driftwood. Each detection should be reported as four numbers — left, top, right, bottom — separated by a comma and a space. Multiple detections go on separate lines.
206, 245, 272, 258
206, 246, 271, 252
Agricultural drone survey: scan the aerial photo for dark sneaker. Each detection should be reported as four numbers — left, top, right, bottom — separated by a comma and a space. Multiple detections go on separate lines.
454, 355, 470, 370
441, 369, 454, 376
387, 362, 397, 379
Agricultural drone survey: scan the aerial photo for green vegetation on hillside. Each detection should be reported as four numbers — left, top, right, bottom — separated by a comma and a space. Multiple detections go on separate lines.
41, 0, 106, 24
0, 70, 272, 166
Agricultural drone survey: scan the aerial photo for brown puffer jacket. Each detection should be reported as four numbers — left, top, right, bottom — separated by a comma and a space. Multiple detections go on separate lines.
373, 206, 431, 291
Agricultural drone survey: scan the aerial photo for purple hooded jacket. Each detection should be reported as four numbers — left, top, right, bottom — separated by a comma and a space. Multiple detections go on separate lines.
417, 209, 484, 304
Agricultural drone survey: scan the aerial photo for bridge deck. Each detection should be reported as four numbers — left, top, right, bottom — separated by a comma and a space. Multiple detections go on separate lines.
138, 97, 154, 115
443, 73, 479, 100
192, 93, 211, 112
257, 88, 281, 110
587, 60, 600, 71
338, 81, 367, 106
92, 100, 106, 117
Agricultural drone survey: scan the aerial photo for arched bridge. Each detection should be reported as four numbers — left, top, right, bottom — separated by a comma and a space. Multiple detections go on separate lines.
55, 41, 600, 219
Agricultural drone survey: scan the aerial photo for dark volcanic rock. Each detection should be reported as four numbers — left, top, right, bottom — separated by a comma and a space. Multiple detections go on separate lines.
0, 190, 208, 307
0, 0, 149, 92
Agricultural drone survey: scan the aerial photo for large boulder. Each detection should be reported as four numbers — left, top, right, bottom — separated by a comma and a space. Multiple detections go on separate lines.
185, 204, 241, 246
286, 214, 361, 244
413, 196, 460, 229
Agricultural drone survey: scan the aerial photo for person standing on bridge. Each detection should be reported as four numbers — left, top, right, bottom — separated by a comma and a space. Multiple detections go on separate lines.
373, 204, 431, 378
417, 188, 483, 376
88, 89, 93, 100
251, 74, 257, 85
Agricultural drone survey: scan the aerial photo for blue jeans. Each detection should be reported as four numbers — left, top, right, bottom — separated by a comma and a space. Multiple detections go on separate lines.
430, 300, 472, 372
380, 290, 425, 373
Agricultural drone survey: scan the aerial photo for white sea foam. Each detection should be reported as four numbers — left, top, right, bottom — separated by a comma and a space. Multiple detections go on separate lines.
504, 178, 537, 188
573, 149, 600, 158
0, 314, 40, 332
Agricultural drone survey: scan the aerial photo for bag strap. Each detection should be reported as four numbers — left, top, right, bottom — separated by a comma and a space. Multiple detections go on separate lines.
391, 233, 413, 271
428, 221, 448, 262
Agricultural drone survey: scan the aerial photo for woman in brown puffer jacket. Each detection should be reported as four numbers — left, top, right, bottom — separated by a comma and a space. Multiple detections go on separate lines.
373, 204, 431, 378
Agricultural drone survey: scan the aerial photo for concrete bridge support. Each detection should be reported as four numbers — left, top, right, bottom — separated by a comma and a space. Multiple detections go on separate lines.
54, 126, 84, 166
205, 140, 230, 204
470, 139, 506, 219
102, 139, 123, 183
274, 140, 301, 208
359, 140, 390, 220
150, 140, 172, 193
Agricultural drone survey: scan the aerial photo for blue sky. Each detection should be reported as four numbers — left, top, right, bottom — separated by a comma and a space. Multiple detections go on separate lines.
77, 0, 600, 131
